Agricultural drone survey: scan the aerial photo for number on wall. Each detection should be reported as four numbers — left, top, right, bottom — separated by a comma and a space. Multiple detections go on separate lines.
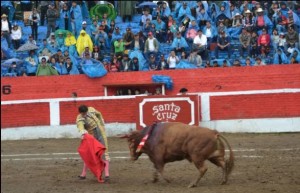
2, 85, 11, 95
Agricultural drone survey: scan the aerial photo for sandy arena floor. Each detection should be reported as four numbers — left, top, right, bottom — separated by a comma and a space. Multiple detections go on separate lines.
1, 133, 300, 193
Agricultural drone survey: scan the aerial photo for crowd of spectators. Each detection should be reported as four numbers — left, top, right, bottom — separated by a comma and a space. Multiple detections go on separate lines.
1, 1, 300, 77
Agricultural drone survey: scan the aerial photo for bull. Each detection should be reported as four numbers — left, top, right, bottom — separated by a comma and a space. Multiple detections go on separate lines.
121, 122, 234, 188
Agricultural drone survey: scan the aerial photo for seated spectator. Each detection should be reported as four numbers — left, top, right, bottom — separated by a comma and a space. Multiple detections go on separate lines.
120, 54, 131, 72
212, 60, 219, 67
123, 27, 134, 50
158, 54, 168, 70
49, 57, 58, 69
215, 30, 232, 59
90, 20, 99, 43
178, 2, 191, 22
38, 39, 55, 58
273, 48, 288, 64
26, 35, 36, 45
166, 29, 173, 44
192, 29, 207, 58
245, 57, 252, 66
142, 18, 153, 37
8, 61, 18, 76
285, 26, 299, 52
64, 32, 77, 57
228, 13, 243, 37
222, 59, 229, 67
148, 54, 159, 71
196, 8, 211, 28
276, 10, 288, 33
171, 32, 189, 55
187, 49, 202, 67
167, 50, 179, 69
169, 20, 178, 36
36, 57, 59, 76
152, 16, 166, 43
254, 8, 273, 33
186, 19, 199, 47
130, 33, 145, 51
242, 10, 254, 32
114, 38, 125, 58
55, 57, 68, 75
56, 32, 66, 51
144, 32, 159, 60
25, 50, 39, 76
52, 49, 64, 62
76, 30, 93, 57
258, 28, 271, 57
239, 28, 251, 58
141, 9, 152, 27
180, 51, 189, 61
290, 56, 299, 64
233, 59, 241, 67
65, 57, 79, 75
202, 21, 218, 49
47, 32, 58, 50
217, 21, 227, 35
109, 55, 120, 72
128, 57, 139, 71
204, 60, 211, 68
254, 57, 266, 66
91, 46, 102, 61
81, 46, 92, 59
11, 24, 22, 50
289, 49, 300, 62
102, 59, 110, 72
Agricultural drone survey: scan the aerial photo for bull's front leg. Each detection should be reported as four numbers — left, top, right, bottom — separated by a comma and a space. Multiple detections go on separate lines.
152, 162, 171, 183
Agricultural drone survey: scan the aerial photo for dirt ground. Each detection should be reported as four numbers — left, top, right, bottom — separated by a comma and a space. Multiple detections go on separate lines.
1, 133, 300, 193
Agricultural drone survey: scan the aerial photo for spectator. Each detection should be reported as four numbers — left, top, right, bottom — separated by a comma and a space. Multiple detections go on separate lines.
26, 35, 36, 45
90, 20, 99, 43
97, 25, 109, 52
154, 87, 162, 95
153, 16, 166, 43
91, 46, 102, 61
11, 24, 22, 50
109, 55, 120, 72
160, 2, 171, 24
290, 56, 299, 64
171, 32, 189, 55
243, 10, 255, 33
285, 26, 299, 52
65, 32, 77, 57
38, 39, 54, 57
7, 61, 18, 75
212, 60, 219, 67
76, 30, 93, 57
245, 57, 252, 66
114, 38, 125, 58
166, 29, 173, 44
202, 21, 218, 50
142, 18, 152, 37
215, 30, 232, 59
130, 33, 145, 51
111, 27, 123, 48
196, 8, 211, 28
108, 20, 115, 39
36, 57, 59, 76
52, 49, 64, 62
40, 1, 52, 26
168, 15, 176, 31
178, 2, 191, 22
258, 28, 271, 57
80, 21, 91, 36
56, 31, 66, 50
120, 54, 131, 72
81, 46, 92, 59
273, 48, 288, 64
102, 59, 110, 72
148, 54, 159, 71
228, 13, 243, 37
271, 29, 280, 51
222, 59, 229, 67
186, 19, 199, 46
158, 54, 168, 70
278, 33, 286, 50
178, 88, 188, 95
123, 28, 135, 50
193, 29, 207, 58
254, 8, 273, 32
1, 14, 12, 48
46, 4, 59, 38
29, 8, 40, 41
25, 50, 39, 76
188, 49, 202, 67
70, 2, 83, 37
59, 3, 71, 31
47, 32, 58, 50
250, 31, 259, 57
233, 59, 241, 67
144, 32, 159, 60
275, 10, 288, 33
254, 57, 266, 66
141, 9, 152, 26
239, 28, 251, 58
128, 57, 139, 71
167, 50, 179, 69
180, 51, 189, 61
205, 60, 211, 68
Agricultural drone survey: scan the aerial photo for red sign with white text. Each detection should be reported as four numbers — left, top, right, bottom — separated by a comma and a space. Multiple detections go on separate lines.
136, 95, 199, 129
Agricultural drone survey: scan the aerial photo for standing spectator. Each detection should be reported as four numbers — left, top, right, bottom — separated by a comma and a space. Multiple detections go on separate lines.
250, 31, 259, 57
130, 33, 145, 51
239, 28, 251, 58
46, 4, 59, 38
141, 9, 152, 27
114, 38, 125, 58
178, 2, 191, 22
1, 14, 12, 48
242, 10, 254, 33
29, 8, 40, 41
153, 16, 166, 43
59, 3, 71, 31
257, 28, 271, 57
90, 20, 99, 43
118, 1, 135, 22
278, 33, 286, 50
202, 21, 218, 50
76, 104, 110, 183
40, 1, 52, 26
109, 55, 120, 72
148, 54, 159, 71
123, 28, 135, 50
144, 32, 159, 60
91, 46, 102, 61
167, 50, 179, 69
70, 2, 83, 37
215, 30, 232, 59
20, 0, 32, 12
271, 29, 280, 51
97, 25, 109, 52
36, 57, 59, 76
11, 24, 22, 50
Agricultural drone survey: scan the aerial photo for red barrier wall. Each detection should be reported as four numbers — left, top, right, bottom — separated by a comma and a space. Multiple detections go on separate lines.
1, 65, 300, 128
2, 65, 300, 101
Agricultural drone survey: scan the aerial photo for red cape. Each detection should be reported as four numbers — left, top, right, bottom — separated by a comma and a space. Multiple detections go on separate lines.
77, 134, 106, 183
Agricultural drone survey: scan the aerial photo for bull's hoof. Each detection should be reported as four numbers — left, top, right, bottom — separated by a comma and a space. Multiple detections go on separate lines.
188, 183, 197, 188
164, 178, 171, 183
152, 178, 158, 183
221, 181, 227, 185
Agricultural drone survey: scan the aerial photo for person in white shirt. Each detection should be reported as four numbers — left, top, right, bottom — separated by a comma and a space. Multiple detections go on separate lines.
1, 14, 12, 48
144, 32, 159, 60
11, 25, 22, 50
167, 50, 179, 69
193, 29, 208, 59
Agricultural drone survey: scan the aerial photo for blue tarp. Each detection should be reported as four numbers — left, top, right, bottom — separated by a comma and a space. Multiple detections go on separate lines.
152, 75, 173, 90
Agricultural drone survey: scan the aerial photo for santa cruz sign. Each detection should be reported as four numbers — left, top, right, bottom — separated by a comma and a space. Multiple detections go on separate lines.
136, 95, 199, 129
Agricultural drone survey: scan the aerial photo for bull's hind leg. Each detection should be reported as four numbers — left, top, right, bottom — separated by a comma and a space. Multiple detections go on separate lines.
209, 157, 227, 185
188, 161, 207, 188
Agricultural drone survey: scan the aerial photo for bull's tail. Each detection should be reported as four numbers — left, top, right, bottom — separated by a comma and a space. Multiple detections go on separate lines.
219, 134, 234, 176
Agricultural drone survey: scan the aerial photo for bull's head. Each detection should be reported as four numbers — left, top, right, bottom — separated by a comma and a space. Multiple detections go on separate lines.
119, 131, 143, 161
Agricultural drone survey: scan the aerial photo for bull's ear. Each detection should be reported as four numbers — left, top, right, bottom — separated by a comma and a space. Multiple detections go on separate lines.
118, 134, 130, 139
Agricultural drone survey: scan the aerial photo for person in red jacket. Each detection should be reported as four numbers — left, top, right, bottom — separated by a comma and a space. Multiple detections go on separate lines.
257, 28, 270, 57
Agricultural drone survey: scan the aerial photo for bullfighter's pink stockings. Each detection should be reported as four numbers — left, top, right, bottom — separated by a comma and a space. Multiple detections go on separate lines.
80, 163, 87, 177
104, 160, 110, 177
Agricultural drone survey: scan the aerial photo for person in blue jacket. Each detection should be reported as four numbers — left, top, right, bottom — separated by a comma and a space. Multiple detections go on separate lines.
171, 32, 189, 55
59, 3, 72, 31
70, 1, 83, 37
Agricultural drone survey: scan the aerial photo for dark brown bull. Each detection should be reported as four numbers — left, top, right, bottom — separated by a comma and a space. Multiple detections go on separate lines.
121, 122, 234, 188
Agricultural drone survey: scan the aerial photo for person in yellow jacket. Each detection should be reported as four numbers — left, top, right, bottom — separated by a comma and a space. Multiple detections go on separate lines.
76, 30, 93, 56
64, 32, 77, 57
76, 104, 110, 182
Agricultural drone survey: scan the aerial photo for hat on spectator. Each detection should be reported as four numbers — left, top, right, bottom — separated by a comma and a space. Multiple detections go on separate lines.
51, 32, 55, 36
57, 49, 62, 52
82, 21, 87, 25
245, 10, 252, 14
235, 13, 241, 17
256, 8, 263, 12
150, 54, 155, 58
58, 31, 63, 35
126, 27, 131, 31
148, 31, 153, 36
115, 27, 120, 30
29, 35, 33, 38
279, 32, 284, 36
42, 57, 46, 61
1, 14, 8, 18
